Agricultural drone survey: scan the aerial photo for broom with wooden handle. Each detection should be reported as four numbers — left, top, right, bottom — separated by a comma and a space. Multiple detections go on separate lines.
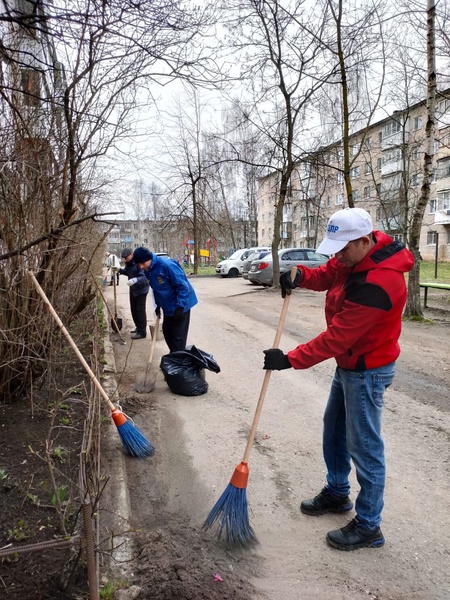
29, 271, 154, 458
203, 266, 297, 546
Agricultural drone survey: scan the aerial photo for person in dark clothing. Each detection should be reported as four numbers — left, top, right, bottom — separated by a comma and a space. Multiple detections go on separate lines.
263, 207, 414, 552
132, 247, 198, 352
119, 248, 149, 340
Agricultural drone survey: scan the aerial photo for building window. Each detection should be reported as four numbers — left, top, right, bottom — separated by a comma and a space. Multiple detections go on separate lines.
377, 157, 382, 171
382, 148, 402, 166
364, 186, 371, 199
326, 196, 331, 207
393, 233, 403, 242
365, 162, 371, 174
411, 145, 420, 160
410, 173, 419, 187
336, 194, 343, 205
413, 116, 422, 131
383, 120, 402, 139
429, 199, 437, 213
438, 190, 450, 209
447, 231, 450, 244
336, 171, 344, 183
437, 98, 450, 115
352, 190, 358, 202
21, 69, 40, 106
350, 167, 360, 179
365, 136, 372, 149
427, 231, 437, 245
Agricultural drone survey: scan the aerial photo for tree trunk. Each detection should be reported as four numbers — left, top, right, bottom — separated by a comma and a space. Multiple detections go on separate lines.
404, 0, 436, 318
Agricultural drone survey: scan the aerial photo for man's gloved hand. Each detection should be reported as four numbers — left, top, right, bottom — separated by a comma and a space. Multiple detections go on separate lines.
155, 306, 161, 318
280, 268, 302, 298
263, 349, 292, 370
127, 278, 138, 286
173, 307, 184, 321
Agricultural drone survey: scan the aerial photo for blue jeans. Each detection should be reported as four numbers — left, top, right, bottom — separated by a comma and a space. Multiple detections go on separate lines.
322, 363, 395, 530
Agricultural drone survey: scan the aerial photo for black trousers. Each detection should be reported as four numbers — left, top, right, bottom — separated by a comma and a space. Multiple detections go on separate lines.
130, 293, 147, 335
162, 310, 190, 352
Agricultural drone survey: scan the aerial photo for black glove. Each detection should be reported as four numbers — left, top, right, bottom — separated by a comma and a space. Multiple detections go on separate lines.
263, 349, 292, 370
280, 268, 302, 298
173, 307, 184, 321
155, 306, 161, 318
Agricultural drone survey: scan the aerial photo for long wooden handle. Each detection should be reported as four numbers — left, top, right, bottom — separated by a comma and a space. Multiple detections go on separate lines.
147, 315, 160, 366
29, 271, 116, 411
242, 266, 297, 463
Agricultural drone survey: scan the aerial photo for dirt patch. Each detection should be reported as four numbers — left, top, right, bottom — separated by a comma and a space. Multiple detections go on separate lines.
0, 360, 90, 598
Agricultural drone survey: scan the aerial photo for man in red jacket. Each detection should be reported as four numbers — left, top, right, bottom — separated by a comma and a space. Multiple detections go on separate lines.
264, 207, 414, 551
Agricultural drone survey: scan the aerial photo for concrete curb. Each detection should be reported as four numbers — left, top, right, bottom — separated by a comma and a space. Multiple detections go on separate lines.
101, 319, 135, 572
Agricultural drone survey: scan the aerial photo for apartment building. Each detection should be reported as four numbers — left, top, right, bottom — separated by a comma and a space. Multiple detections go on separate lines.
106, 217, 252, 262
258, 89, 450, 261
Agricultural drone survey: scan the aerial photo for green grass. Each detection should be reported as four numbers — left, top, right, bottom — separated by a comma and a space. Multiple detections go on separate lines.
183, 265, 217, 276
420, 260, 450, 283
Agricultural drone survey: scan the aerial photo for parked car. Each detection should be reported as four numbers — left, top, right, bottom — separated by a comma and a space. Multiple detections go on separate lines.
215, 246, 271, 278
248, 248, 329, 286
242, 250, 271, 280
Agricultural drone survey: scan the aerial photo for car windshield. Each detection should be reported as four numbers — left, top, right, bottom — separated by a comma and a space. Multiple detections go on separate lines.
227, 249, 244, 260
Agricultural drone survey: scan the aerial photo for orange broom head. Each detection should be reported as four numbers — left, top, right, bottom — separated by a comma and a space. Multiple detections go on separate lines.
230, 461, 249, 489
111, 408, 127, 426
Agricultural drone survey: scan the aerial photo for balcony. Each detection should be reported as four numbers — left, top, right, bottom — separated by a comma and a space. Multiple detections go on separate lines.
381, 160, 403, 176
381, 131, 408, 150
434, 210, 450, 225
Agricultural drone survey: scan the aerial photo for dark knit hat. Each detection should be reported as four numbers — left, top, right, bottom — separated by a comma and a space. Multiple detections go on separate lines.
133, 247, 153, 263
121, 248, 133, 258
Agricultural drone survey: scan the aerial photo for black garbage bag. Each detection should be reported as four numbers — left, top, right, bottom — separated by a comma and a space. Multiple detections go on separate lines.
160, 345, 221, 396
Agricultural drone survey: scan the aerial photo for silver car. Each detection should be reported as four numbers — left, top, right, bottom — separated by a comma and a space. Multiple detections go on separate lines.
248, 248, 329, 286
242, 250, 271, 280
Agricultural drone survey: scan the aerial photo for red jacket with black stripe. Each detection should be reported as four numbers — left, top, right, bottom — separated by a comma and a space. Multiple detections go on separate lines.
287, 231, 414, 371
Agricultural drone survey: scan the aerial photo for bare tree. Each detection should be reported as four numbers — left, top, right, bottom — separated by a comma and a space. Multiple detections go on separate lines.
315, 0, 387, 207
219, 0, 334, 285
404, 0, 437, 317
0, 0, 216, 398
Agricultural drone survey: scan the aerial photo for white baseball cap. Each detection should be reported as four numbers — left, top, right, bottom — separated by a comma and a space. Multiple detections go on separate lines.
317, 207, 373, 255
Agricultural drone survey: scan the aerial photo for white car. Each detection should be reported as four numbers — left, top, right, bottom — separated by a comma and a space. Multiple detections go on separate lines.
215, 247, 271, 278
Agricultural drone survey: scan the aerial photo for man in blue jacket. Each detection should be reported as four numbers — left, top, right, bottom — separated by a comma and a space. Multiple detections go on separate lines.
132, 247, 198, 352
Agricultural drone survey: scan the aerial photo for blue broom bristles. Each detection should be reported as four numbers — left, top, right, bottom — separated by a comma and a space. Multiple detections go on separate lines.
203, 483, 258, 547
116, 419, 155, 458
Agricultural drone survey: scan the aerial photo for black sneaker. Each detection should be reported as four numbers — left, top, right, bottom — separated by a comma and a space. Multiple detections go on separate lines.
326, 518, 385, 551
131, 332, 146, 340
130, 329, 137, 334
300, 487, 353, 516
